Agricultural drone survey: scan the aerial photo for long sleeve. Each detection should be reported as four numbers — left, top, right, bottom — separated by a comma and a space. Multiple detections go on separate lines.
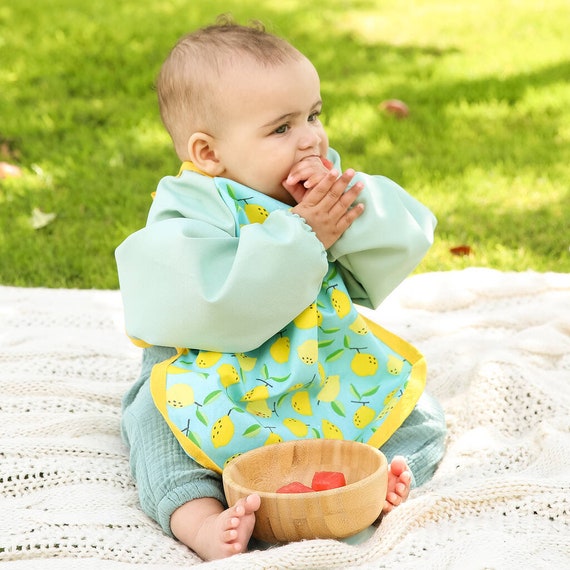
115, 173, 328, 353
326, 151, 437, 309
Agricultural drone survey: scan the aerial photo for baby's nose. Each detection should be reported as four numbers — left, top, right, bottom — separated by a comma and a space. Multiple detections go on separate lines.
298, 127, 321, 150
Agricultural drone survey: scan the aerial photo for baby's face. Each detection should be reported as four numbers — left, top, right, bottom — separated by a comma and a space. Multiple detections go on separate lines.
211, 57, 329, 204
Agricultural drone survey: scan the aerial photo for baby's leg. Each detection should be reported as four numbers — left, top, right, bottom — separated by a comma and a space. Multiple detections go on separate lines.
122, 347, 229, 538
171, 495, 261, 560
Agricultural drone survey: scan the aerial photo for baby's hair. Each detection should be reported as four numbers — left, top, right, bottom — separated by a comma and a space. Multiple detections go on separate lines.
157, 15, 305, 160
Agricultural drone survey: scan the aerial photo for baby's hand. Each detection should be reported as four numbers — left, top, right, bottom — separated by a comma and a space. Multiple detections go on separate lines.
282, 156, 332, 204
291, 168, 364, 249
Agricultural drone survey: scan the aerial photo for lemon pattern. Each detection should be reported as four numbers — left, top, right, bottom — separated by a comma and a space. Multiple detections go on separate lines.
156, 180, 421, 471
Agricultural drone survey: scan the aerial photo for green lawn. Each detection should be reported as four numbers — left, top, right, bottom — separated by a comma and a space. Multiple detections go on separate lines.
1, 0, 568, 288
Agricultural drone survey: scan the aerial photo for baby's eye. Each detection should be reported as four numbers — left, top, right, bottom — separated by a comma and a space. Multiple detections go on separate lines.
274, 124, 289, 134
308, 111, 321, 122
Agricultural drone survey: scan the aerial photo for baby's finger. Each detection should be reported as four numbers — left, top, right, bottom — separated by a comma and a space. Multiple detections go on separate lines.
320, 168, 359, 209
300, 168, 340, 205
337, 180, 364, 210
338, 201, 365, 230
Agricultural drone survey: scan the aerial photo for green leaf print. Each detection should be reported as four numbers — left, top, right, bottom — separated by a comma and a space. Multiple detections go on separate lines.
272, 374, 291, 383
350, 384, 361, 400
311, 427, 321, 439
331, 400, 346, 417
362, 385, 381, 397
242, 424, 262, 438
203, 390, 223, 405
187, 431, 201, 447
226, 184, 237, 200
196, 409, 208, 426
276, 393, 289, 408
320, 327, 341, 334
318, 339, 335, 348
343, 335, 352, 348
325, 348, 344, 363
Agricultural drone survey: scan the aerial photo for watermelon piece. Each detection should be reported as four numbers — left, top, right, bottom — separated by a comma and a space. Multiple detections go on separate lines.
276, 481, 315, 494
311, 471, 346, 491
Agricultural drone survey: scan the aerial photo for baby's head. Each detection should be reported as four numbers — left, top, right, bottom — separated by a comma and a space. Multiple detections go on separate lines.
158, 17, 306, 161
157, 17, 329, 202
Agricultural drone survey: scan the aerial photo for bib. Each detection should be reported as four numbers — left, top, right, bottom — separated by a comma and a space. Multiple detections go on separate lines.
151, 179, 426, 473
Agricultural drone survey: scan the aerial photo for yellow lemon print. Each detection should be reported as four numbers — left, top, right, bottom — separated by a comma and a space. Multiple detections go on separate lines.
166, 365, 190, 374
224, 452, 242, 468
317, 362, 326, 385
218, 363, 240, 387
316, 375, 341, 403
196, 351, 223, 368
291, 390, 313, 416
387, 355, 404, 375
297, 339, 318, 365
166, 384, 195, 408
349, 314, 369, 335
241, 385, 270, 402
383, 388, 398, 406
211, 414, 235, 448
293, 304, 319, 329
283, 418, 309, 437
331, 287, 351, 318
235, 353, 257, 372
353, 405, 376, 429
270, 336, 290, 364
376, 398, 397, 421
322, 419, 344, 439
350, 352, 378, 376
246, 399, 273, 418
244, 204, 269, 224
264, 432, 283, 446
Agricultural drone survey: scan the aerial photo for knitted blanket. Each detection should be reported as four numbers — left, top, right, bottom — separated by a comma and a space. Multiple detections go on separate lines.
1, 268, 569, 569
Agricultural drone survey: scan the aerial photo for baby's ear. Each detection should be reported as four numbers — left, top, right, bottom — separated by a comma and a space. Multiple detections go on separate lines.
187, 133, 224, 176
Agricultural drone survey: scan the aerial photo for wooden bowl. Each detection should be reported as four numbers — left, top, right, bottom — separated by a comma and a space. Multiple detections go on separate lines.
222, 439, 387, 543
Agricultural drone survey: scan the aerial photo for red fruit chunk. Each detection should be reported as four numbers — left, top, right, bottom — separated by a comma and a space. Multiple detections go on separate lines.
276, 481, 314, 494
311, 471, 347, 491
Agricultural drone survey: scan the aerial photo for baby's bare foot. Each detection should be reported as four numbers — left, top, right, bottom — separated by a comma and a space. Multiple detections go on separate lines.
171, 494, 261, 560
382, 455, 411, 514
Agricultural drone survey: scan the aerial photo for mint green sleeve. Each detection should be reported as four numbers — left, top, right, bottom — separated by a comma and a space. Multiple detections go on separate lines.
326, 152, 437, 309
116, 202, 328, 353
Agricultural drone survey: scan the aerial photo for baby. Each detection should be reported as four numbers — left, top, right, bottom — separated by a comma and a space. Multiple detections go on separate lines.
116, 17, 446, 561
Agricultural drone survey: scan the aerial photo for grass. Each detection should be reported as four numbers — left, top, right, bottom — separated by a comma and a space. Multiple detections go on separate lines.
1, 0, 569, 289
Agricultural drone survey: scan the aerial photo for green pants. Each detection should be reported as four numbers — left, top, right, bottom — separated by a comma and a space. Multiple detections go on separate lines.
122, 346, 446, 537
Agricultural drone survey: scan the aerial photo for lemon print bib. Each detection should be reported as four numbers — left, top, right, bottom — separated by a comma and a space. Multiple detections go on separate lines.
151, 179, 426, 473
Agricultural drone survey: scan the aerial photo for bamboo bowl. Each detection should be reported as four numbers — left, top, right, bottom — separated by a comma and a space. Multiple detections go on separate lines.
222, 439, 387, 543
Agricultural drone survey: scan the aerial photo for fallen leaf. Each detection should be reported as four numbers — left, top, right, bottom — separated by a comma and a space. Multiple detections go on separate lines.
30, 207, 57, 230
379, 99, 410, 118
450, 245, 472, 256
0, 162, 22, 179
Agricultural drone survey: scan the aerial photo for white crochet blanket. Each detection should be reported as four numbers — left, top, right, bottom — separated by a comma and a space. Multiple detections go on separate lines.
1, 269, 569, 570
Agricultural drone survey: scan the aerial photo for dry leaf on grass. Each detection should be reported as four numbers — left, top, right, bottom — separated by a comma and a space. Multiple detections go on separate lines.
30, 207, 57, 230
